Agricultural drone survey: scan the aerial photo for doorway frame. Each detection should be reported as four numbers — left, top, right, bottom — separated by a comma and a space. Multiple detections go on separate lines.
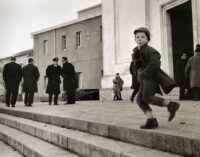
160, 0, 191, 78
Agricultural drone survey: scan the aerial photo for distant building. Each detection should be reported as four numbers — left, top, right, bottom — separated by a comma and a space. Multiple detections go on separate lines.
0, 49, 33, 101
31, 4, 102, 100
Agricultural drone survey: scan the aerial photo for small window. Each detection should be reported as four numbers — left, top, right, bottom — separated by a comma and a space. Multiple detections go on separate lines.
62, 35, 67, 50
44, 76, 47, 89
100, 26, 102, 42
101, 70, 104, 77
43, 40, 48, 54
76, 72, 82, 88
76, 32, 81, 47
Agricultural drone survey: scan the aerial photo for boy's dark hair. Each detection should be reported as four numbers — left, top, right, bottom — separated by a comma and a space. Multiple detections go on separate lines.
134, 27, 150, 41
28, 58, 33, 63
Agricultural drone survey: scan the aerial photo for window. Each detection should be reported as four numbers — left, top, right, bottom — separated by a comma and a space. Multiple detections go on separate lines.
101, 70, 104, 77
62, 35, 67, 50
100, 26, 102, 42
76, 32, 81, 47
76, 72, 82, 88
44, 76, 47, 89
43, 40, 48, 54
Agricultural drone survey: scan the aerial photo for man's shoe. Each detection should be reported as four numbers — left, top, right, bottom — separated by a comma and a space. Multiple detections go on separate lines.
11, 105, 15, 107
167, 102, 180, 121
140, 118, 158, 129
54, 103, 59, 105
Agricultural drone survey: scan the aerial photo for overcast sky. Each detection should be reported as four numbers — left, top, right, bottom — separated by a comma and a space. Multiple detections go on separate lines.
0, 0, 101, 58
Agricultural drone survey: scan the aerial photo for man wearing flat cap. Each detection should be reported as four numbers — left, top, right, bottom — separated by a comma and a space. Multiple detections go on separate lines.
185, 44, 200, 100
61, 57, 77, 104
46, 57, 62, 105
3, 56, 22, 107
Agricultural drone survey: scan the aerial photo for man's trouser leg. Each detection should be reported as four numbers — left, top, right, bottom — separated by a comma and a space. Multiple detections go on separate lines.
11, 91, 18, 106
28, 92, 34, 105
5, 91, 11, 106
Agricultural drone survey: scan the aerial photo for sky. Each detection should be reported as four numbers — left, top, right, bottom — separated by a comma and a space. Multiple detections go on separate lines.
0, 0, 101, 58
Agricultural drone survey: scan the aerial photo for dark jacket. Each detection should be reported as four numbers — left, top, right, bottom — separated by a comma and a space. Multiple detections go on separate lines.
133, 44, 176, 94
61, 62, 77, 91
185, 53, 200, 88
3, 62, 22, 92
22, 64, 40, 93
175, 58, 188, 86
46, 64, 61, 94
129, 60, 139, 89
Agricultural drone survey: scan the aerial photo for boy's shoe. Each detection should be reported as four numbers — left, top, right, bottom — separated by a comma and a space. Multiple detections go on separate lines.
140, 118, 158, 129
167, 102, 180, 121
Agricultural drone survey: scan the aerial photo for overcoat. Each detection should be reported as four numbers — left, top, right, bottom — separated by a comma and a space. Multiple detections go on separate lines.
133, 44, 176, 95
175, 58, 188, 86
61, 62, 77, 91
46, 64, 61, 94
22, 64, 40, 93
129, 61, 139, 89
113, 77, 124, 94
185, 53, 200, 88
3, 62, 22, 92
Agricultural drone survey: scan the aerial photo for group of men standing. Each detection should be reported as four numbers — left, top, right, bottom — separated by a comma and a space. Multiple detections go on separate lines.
175, 44, 200, 101
2, 56, 77, 107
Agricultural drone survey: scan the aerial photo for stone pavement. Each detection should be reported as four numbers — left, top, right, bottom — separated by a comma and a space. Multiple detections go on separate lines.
0, 99, 199, 156
0, 140, 23, 157
0, 99, 199, 139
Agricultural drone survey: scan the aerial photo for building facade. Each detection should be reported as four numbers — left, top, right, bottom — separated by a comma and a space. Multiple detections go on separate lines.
0, 49, 33, 101
100, 0, 199, 100
32, 4, 102, 100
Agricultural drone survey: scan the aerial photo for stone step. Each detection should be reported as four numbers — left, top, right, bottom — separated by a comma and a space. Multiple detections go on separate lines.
0, 113, 182, 157
0, 140, 23, 157
0, 107, 198, 156
0, 123, 80, 157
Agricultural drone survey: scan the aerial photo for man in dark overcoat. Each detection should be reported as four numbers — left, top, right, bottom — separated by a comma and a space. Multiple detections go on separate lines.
175, 53, 189, 100
46, 57, 61, 105
185, 44, 200, 100
3, 56, 22, 107
22, 58, 40, 106
61, 57, 77, 104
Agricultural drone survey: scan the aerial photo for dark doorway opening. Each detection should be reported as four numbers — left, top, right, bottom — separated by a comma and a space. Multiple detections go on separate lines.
168, 1, 193, 75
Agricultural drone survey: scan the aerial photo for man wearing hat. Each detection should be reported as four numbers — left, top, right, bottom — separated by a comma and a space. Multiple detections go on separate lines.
3, 56, 22, 107
22, 58, 40, 106
46, 57, 61, 105
185, 44, 200, 100
61, 57, 77, 104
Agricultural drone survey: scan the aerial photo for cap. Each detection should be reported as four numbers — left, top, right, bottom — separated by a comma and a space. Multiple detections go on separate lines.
134, 27, 150, 41
53, 57, 59, 62
10, 56, 16, 61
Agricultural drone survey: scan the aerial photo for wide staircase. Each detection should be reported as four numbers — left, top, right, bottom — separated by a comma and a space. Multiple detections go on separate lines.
0, 101, 198, 157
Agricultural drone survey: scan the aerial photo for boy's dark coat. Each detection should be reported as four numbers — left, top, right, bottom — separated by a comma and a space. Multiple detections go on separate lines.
133, 44, 176, 94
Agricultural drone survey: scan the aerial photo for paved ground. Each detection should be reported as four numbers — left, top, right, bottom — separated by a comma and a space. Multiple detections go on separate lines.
0, 141, 23, 157
0, 99, 199, 140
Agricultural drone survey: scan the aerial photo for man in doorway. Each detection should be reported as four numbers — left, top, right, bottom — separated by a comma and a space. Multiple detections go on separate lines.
61, 57, 77, 104
46, 57, 61, 105
175, 53, 189, 100
22, 58, 40, 106
3, 56, 22, 107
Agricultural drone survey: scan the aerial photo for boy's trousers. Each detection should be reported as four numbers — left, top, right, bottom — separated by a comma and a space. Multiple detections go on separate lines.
136, 77, 165, 113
